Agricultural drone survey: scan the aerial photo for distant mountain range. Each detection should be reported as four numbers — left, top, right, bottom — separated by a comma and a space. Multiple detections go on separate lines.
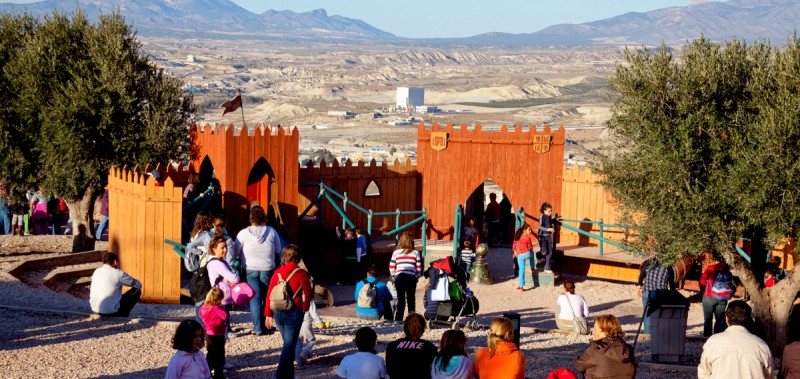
1, 0, 798, 46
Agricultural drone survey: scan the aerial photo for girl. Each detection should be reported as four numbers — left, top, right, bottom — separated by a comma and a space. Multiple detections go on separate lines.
431, 329, 474, 379
538, 202, 559, 273
473, 317, 525, 379
512, 224, 535, 291
187, 215, 237, 269
389, 232, 422, 320
199, 288, 228, 379
165, 319, 211, 379
206, 236, 240, 336
185, 211, 213, 272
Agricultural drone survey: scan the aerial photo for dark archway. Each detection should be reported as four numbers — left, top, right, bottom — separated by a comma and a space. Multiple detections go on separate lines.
465, 178, 513, 247
247, 157, 276, 211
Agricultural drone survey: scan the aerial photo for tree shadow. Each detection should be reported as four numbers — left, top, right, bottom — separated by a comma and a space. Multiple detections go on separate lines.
0, 312, 151, 351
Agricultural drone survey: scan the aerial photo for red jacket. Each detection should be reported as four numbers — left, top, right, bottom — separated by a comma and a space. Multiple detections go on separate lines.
514, 234, 534, 255
700, 262, 730, 298
264, 261, 312, 317
199, 304, 228, 336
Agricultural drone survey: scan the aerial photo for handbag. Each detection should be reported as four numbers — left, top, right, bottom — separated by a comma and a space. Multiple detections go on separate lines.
231, 282, 255, 306
565, 294, 590, 335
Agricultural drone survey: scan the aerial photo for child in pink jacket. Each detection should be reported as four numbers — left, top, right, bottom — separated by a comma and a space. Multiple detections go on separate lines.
200, 288, 228, 379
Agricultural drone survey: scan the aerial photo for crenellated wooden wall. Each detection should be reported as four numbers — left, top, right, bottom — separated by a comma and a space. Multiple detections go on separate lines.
417, 122, 565, 240
298, 158, 420, 238
107, 164, 184, 304
190, 123, 299, 237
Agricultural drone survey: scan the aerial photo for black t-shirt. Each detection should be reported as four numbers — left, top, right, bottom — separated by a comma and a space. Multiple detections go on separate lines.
385, 337, 437, 379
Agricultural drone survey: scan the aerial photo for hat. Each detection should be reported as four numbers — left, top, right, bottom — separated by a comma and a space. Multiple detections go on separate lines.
147, 170, 162, 180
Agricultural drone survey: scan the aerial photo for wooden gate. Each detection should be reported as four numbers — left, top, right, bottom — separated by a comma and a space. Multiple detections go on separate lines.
417, 122, 565, 239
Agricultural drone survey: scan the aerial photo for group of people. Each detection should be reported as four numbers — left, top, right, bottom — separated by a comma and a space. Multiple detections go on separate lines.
0, 186, 74, 236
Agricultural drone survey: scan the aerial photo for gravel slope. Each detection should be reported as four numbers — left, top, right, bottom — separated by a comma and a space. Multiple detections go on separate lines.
0, 236, 704, 378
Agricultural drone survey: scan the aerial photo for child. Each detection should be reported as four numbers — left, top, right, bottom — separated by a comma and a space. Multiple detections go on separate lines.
432, 329, 474, 378
538, 202, 561, 273
199, 288, 228, 379
336, 227, 358, 285
765, 269, 776, 288
459, 240, 477, 276
355, 226, 368, 278
770, 256, 788, 282
165, 319, 211, 379
513, 224, 535, 291
296, 296, 325, 367
336, 327, 387, 379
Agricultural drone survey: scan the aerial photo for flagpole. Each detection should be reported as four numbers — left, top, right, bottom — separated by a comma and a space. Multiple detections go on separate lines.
238, 89, 246, 129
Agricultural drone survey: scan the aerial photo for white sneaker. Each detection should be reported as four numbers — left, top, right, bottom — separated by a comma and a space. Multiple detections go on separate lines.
544, 269, 553, 273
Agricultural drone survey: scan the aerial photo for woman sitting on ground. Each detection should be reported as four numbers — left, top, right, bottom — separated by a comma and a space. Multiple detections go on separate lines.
431, 329, 474, 379
386, 313, 437, 379
473, 317, 525, 379
575, 314, 636, 379
555, 279, 589, 333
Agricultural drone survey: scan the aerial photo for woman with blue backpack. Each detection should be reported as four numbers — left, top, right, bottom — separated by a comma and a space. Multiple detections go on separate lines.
700, 251, 733, 337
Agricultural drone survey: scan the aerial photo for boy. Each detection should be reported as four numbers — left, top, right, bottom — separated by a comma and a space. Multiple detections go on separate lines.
296, 299, 325, 367
459, 240, 477, 276
355, 264, 393, 320
336, 327, 387, 379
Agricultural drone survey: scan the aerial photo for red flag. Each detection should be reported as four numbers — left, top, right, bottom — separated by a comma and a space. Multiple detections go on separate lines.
220, 95, 242, 116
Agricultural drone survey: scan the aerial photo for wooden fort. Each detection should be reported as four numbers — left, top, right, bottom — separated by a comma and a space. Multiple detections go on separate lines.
109, 121, 792, 303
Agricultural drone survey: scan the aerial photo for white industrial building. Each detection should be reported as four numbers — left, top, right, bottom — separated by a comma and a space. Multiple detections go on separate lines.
396, 87, 424, 111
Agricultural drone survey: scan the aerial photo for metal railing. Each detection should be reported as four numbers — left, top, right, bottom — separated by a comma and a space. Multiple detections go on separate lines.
298, 180, 429, 257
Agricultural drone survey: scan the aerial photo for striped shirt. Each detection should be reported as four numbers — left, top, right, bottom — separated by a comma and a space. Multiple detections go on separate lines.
389, 249, 421, 278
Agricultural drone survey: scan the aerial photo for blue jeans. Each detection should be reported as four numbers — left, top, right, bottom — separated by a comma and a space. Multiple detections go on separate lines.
702, 296, 728, 337
96, 215, 109, 240
642, 292, 651, 334
274, 309, 304, 379
517, 252, 533, 287
0, 211, 9, 234
246, 269, 274, 334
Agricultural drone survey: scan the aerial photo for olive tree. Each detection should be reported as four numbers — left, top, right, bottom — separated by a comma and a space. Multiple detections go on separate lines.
0, 10, 194, 235
601, 36, 800, 352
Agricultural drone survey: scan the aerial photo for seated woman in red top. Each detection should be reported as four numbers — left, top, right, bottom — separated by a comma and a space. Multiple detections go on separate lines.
474, 317, 525, 379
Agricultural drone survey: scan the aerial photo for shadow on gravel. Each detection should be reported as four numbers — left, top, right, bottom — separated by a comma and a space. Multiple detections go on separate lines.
87, 368, 165, 379
0, 314, 150, 351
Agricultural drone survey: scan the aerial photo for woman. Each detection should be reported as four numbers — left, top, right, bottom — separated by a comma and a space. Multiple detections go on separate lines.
432, 329, 474, 379
265, 244, 312, 379
165, 319, 211, 379
699, 251, 731, 336
206, 236, 240, 333
386, 313, 437, 379
389, 232, 422, 320
555, 279, 590, 333
512, 224, 535, 291
473, 317, 525, 379
236, 205, 282, 335
575, 314, 636, 379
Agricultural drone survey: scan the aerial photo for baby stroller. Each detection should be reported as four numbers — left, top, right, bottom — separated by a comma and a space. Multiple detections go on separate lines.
424, 256, 481, 330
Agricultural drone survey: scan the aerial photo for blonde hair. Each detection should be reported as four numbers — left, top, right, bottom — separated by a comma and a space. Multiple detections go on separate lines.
397, 232, 415, 254
488, 317, 514, 357
594, 314, 624, 338
204, 287, 224, 306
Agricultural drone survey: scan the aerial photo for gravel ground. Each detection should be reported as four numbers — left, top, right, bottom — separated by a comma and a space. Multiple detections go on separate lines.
0, 236, 704, 378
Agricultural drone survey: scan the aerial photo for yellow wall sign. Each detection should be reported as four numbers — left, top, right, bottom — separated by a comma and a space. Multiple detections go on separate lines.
431, 131, 449, 151
533, 135, 552, 153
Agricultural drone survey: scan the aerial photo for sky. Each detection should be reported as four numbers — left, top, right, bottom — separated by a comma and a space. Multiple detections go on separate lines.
4, 0, 695, 38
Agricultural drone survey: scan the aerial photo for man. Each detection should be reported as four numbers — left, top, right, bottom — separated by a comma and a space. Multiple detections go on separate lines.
89, 252, 142, 317
698, 300, 774, 378
485, 193, 501, 246
636, 258, 675, 334
354, 264, 393, 320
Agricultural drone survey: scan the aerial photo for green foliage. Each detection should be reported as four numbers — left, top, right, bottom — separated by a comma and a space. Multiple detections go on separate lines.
601, 36, 800, 264
0, 10, 194, 199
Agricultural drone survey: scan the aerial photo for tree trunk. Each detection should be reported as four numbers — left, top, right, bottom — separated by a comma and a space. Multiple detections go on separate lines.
64, 188, 98, 237
731, 254, 800, 354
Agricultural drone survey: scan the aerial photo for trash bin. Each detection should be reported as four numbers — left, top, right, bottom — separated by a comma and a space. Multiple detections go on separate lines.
503, 312, 521, 347
649, 301, 689, 363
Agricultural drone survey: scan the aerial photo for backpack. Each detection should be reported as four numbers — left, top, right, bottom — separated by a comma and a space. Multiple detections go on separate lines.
189, 257, 223, 304
710, 270, 734, 300
357, 279, 378, 308
269, 268, 303, 312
